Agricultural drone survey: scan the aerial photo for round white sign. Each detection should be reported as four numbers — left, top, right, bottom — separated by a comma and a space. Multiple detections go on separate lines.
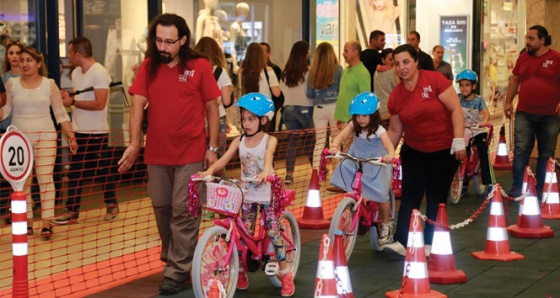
0, 128, 33, 189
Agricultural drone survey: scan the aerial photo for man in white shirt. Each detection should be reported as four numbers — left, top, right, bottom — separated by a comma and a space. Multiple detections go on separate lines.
53, 36, 119, 224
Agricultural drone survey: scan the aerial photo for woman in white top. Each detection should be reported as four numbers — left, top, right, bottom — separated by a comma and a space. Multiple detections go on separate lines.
238, 42, 281, 131
1, 46, 77, 240
279, 41, 314, 184
195, 37, 233, 156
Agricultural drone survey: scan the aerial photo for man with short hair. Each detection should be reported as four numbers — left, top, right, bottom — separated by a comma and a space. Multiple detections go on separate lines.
53, 36, 119, 225
361, 30, 386, 91
118, 13, 220, 294
407, 31, 435, 71
335, 40, 371, 124
504, 25, 560, 199
260, 42, 282, 79
432, 45, 453, 80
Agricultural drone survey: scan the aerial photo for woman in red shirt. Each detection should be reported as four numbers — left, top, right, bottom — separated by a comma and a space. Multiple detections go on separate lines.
384, 44, 465, 256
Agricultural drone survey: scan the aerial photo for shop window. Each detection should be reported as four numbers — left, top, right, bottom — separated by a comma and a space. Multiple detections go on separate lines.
481, 0, 525, 105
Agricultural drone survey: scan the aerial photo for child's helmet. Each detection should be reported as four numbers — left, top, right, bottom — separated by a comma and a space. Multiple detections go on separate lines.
456, 69, 478, 83
236, 92, 275, 120
349, 92, 380, 115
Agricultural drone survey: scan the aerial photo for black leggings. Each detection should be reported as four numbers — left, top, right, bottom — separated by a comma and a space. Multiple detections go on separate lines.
393, 144, 459, 246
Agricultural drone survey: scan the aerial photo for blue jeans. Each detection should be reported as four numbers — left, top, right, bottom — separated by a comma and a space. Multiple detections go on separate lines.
282, 105, 315, 174
512, 111, 560, 198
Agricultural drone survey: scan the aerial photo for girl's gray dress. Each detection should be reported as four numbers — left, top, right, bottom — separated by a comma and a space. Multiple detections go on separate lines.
329, 126, 392, 202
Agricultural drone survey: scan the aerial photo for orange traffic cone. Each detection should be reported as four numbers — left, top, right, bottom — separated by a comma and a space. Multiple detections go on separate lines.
333, 231, 354, 298
386, 210, 446, 298
541, 158, 560, 219
314, 234, 338, 298
516, 167, 535, 223
472, 184, 524, 261
298, 169, 330, 229
428, 204, 467, 284
206, 278, 222, 298
508, 178, 554, 238
493, 125, 512, 170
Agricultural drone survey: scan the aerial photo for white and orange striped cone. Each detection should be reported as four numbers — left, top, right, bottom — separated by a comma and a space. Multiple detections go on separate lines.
385, 210, 446, 298
515, 167, 534, 224
472, 184, 524, 261
508, 179, 554, 238
428, 203, 467, 285
298, 169, 330, 229
541, 158, 560, 219
206, 278, 223, 298
314, 234, 338, 298
333, 231, 354, 298
493, 125, 512, 170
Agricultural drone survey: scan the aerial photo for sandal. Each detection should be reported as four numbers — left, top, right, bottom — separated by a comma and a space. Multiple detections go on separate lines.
41, 225, 53, 240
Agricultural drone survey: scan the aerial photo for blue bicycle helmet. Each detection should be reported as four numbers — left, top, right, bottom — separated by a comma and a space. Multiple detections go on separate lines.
349, 92, 380, 115
456, 69, 478, 83
236, 92, 275, 120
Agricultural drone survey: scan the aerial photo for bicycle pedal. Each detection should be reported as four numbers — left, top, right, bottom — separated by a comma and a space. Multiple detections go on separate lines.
264, 262, 279, 276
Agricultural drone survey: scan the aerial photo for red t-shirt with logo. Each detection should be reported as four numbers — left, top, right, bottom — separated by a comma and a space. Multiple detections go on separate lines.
129, 57, 221, 165
388, 70, 453, 152
513, 49, 560, 115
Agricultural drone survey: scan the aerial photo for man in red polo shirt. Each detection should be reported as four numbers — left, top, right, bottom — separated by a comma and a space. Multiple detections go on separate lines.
504, 25, 560, 199
118, 13, 220, 295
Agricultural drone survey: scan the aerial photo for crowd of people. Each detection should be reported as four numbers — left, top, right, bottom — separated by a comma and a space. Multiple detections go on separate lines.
1, 11, 558, 297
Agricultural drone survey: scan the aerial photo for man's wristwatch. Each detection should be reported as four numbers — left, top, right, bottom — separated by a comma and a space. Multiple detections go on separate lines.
207, 146, 219, 153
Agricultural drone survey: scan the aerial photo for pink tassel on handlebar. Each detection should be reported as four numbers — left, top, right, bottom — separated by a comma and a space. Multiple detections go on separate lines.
319, 149, 329, 182
270, 175, 286, 217
187, 175, 200, 218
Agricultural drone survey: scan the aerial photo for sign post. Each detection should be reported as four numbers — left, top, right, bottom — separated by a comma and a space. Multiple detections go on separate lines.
0, 126, 33, 298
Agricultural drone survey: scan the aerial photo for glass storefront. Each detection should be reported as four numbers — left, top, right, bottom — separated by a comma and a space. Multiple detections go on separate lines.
480, 0, 526, 106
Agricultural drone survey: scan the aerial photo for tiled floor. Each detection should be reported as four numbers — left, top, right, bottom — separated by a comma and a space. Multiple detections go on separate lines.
88, 168, 560, 298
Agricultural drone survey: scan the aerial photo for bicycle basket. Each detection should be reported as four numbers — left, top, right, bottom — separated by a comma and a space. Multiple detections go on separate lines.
206, 181, 243, 216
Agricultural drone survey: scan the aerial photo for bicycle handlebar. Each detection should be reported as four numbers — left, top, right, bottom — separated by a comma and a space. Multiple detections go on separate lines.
323, 150, 387, 167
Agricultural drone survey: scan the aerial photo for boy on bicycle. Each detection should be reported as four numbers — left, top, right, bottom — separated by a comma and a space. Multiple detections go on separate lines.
456, 70, 493, 190
200, 93, 295, 297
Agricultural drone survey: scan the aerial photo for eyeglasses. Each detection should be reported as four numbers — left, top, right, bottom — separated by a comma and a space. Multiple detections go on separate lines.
155, 37, 181, 47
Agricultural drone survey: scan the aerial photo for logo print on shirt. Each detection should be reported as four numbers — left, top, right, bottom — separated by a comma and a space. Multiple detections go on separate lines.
179, 69, 195, 82
421, 85, 433, 99
542, 60, 553, 68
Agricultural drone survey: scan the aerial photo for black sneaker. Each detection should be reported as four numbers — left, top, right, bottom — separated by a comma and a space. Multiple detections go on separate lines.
159, 277, 181, 294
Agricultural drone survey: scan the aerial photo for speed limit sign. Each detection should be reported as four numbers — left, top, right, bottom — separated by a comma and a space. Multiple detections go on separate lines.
0, 126, 33, 191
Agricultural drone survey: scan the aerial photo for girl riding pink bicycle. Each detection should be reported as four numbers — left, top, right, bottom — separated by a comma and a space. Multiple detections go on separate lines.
328, 92, 395, 245
199, 92, 295, 297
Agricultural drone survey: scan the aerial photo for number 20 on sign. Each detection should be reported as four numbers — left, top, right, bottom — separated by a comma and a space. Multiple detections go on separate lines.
0, 126, 33, 191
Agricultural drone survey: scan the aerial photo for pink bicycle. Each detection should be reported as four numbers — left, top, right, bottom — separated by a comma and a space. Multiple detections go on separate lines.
189, 175, 300, 298
448, 123, 494, 204
320, 149, 397, 259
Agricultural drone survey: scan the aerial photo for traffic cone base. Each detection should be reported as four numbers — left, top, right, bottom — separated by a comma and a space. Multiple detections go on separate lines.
385, 289, 448, 298
472, 248, 524, 261
298, 169, 331, 229
427, 205, 466, 285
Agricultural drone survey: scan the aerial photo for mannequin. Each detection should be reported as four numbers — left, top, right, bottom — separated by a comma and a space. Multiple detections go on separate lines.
229, 2, 250, 74
196, 0, 223, 46
215, 9, 230, 44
